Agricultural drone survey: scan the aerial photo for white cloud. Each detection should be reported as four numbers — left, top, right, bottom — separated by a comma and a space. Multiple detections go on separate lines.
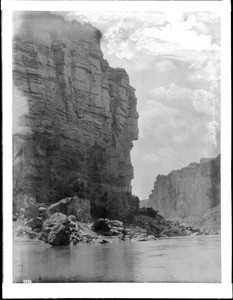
63, 11, 220, 63
155, 59, 177, 73
207, 120, 220, 147
184, 13, 220, 36
148, 83, 220, 155
193, 89, 216, 115
151, 83, 194, 101
13, 12, 25, 37
142, 147, 178, 164
158, 147, 178, 160
139, 101, 191, 141
189, 54, 220, 82
173, 135, 185, 143
195, 12, 220, 24
165, 11, 183, 25
151, 83, 219, 118
142, 154, 159, 163
65, 11, 220, 85
137, 23, 215, 53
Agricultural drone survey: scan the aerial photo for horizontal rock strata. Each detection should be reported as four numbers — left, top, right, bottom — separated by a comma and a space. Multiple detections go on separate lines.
148, 155, 220, 219
13, 12, 139, 222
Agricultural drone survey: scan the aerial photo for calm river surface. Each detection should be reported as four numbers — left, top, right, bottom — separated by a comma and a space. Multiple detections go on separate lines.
13, 235, 221, 283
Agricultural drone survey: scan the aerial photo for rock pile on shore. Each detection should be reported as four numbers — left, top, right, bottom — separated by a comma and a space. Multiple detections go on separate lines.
178, 204, 221, 235
13, 197, 214, 246
133, 215, 201, 238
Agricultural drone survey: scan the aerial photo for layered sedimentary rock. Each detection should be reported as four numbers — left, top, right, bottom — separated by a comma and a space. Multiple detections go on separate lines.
13, 12, 139, 222
148, 155, 220, 218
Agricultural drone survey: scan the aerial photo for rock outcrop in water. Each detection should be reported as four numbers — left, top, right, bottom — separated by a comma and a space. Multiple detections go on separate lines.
38, 213, 71, 246
13, 12, 139, 222
14, 206, 205, 246
148, 155, 220, 219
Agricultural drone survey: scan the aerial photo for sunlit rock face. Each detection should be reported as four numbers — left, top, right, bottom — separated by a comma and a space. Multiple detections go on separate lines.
148, 155, 220, 218
13, 12, 139, 222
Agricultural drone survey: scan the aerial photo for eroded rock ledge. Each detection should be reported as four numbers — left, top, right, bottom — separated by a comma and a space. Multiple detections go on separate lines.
13, 12, 139, 222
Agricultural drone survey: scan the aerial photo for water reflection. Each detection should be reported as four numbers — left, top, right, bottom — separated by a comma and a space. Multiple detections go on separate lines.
13, 235, 221, 283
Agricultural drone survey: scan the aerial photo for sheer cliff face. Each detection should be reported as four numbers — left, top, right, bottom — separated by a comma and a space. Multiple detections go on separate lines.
148, 155, 220, 218
13, 12, 139, 221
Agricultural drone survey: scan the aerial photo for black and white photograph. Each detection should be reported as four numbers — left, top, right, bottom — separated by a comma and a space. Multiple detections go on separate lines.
2, 0, 232, 298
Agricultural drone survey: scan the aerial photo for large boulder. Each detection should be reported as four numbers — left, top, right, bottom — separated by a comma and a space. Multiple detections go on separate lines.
68, 215, 77, 222
48, 197, 92, 223
91, 218, 110, 233
43, 212, 70, 227
91, 218, 125, 236
131, 233, 157, 242
76, 209, 88, 223
47, 224, 70, 246
38, 206, 50, 220
40, 213, 71, 246
25, 217, 43, 229
108, 220, 124, 228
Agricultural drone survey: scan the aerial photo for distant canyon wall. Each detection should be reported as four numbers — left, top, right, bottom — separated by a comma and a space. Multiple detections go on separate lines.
13, 12, 139, 222
147, 155, 220, 218
139, 199, 150, 208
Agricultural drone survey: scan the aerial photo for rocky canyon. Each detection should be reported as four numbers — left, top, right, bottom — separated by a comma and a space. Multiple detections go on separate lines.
9, 10, 223, 288
12, 12, 221, 239
13, 12, 139, 222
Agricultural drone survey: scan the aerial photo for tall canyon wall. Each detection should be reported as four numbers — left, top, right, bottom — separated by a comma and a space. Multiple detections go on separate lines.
13, 12, 139, 222
148, 155, 220, 218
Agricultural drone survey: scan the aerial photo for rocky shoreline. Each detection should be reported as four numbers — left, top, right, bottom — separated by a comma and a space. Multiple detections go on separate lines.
13, 196, 219, 247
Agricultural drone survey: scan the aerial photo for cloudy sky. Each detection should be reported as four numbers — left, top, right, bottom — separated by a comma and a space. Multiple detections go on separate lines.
60, 11, 221, 200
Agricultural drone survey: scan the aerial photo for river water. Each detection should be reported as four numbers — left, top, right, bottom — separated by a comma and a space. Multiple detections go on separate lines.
13, 235, 221, 283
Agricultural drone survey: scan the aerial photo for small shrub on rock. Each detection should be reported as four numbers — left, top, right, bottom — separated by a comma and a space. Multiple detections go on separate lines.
138, 207, 159, 219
